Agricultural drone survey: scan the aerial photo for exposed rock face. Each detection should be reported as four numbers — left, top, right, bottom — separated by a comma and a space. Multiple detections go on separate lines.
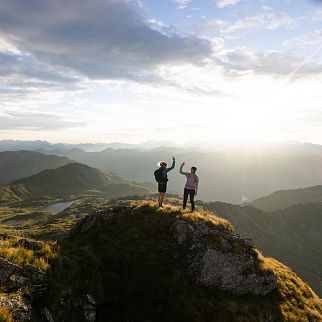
68, 206, 133, 237
0, 236, 49, 321
22, 264, 47, 297
169, 220, 194, 245
170, 219, 277, 295
0, 257, 19, 285
0, 259, 47, 295
81, 294, 96, 322
0, 259, 48, 321
14, 238, 45, 251
188, 249, 276, 295
41, 307, 55, 322
0, 294, 30, 321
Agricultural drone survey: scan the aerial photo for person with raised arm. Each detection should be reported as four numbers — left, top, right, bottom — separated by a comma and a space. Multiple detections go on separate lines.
180, 162, 199, 212
154, 157, 176, 207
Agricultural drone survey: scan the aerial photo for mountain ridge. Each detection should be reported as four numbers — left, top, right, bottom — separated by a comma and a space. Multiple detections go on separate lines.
0, 163, 151, 203
0, 150, 73, 185
250, 184, 322, 210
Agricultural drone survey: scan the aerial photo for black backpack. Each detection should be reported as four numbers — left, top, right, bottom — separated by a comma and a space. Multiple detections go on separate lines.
154, 168, 167, 183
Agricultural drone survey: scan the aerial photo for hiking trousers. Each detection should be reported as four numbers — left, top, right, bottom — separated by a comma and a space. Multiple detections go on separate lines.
183, 188, 195, 211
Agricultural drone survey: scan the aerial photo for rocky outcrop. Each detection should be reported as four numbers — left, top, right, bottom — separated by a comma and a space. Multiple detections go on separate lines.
0, 235, 49, 321
0, 294, 30, 321
14, 238, 45, 251
41, 307, 55, 322
81, 294, 96, 322
68, 206, 133, 237
170, 219, 277, 295
0, 258, 19, 285
0, 259, 47, 321
188, 249, 277, 295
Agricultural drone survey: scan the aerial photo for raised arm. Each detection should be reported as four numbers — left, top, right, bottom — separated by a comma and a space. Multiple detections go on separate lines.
180, 162, 189, 175
166, 157, 176, 173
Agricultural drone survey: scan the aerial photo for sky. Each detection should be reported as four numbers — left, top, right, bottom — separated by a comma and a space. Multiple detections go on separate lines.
1, 0, 322, 144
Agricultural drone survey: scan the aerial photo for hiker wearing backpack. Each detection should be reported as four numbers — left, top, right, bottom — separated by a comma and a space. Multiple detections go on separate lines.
180, 162, 199, 212
154, 157, 176, 207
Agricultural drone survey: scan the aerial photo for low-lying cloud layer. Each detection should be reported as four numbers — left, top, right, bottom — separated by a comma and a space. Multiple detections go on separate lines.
0, 112, 85, 130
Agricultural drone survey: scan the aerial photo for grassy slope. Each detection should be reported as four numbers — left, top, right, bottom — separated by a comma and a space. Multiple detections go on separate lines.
0, 163, 151, 203
0, 150, 73, 185
43, 203, 322, 322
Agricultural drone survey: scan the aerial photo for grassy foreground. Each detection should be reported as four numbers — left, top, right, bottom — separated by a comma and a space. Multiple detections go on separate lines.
38, 202, 322, 322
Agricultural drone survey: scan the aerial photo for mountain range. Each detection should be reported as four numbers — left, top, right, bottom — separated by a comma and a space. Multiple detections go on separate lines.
0, 163, 151, 203
53, 144, 322, 203
0, 139, 181, 153
4, 141, 322, 203
250, 185, 322, 210
0, 150, 73, 185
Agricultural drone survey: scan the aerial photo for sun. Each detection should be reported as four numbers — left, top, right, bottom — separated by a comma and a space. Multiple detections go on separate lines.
205, 100, 276, 144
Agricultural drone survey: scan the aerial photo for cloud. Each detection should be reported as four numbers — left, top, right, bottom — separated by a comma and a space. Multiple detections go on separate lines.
193, 13, 296, 39
224, 13, 296, 38
175, 0, 192, 9
216, 47, 322, 77
216, 0, 241, 8
284, 29, 322, 47
262, 5, 273, 11
0, 112, 85, 131
0, 0, 213, 82
0, 52, 81, 86
0, 47, 84, 102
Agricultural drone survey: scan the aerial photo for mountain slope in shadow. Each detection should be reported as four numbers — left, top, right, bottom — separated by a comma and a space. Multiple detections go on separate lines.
0, 163, 151, 203
0, 150, 73, 185
202, 201, 322, 297
250, 185, 322, 210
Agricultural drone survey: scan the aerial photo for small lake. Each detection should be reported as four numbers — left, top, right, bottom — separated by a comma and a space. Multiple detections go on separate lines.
41, 200, 76, 214
3, 219, 24, 225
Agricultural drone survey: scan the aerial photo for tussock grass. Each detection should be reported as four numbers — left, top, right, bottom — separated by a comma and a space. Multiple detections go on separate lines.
43, 202, 322, 322
259, 256, 322, 321
134, 201, 234, 231
0, 307, 13, 322
0, 238, 56, 271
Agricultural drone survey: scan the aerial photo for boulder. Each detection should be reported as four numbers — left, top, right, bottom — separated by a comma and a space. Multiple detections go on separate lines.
68, 206, 133, 238
0, 258, 48, 319
169, 219, 194, 245
187, 249, 277, 295
81, 294, 96, 322
41, 307, 55, 322
170, 219, 277, 295
14, 238, 44, 251
0, 258, 20, 284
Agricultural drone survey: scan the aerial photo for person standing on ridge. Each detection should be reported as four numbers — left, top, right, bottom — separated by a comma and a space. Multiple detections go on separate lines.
154, 157, 176, 207
180, 162, 199, 212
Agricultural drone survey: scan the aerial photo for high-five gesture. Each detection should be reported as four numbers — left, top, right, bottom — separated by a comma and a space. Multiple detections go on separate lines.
155, 156, 176, 208
179, 162, 199, 212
